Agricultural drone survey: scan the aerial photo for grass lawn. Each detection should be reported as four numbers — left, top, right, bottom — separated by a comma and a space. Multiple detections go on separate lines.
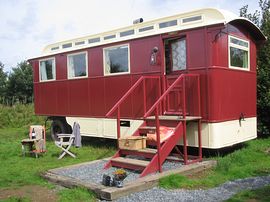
160, 137, 270, 191
1, 104, 270, 201
0, 104, 116, 202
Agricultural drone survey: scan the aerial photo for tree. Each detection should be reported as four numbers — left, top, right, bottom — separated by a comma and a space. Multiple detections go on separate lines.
6, 61, 33, 103
240, 0, 270, 136
0, 62, 7, 100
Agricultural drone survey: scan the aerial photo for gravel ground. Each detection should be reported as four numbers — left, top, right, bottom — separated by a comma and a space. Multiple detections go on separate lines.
53, 159, 184, 185
53, 160, 270, 201
116, 175, 270, 202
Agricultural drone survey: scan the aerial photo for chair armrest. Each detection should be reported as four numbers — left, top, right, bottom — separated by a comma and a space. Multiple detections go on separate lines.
57, 134, 71, 138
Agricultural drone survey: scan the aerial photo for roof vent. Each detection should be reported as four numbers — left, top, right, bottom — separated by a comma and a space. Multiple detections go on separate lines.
133, 18, 143, 24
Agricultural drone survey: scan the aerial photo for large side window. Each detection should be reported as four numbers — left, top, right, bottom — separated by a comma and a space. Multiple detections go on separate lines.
39, 58, 56, 81
67, 52, 88, 79
229, 35, 249, 70
103, 44, 130, 75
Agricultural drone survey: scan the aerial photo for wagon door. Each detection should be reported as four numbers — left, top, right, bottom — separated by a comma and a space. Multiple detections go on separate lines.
164, 37, 187, 115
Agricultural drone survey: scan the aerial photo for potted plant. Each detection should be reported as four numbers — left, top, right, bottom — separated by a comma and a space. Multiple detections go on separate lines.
113, 169, 127, 188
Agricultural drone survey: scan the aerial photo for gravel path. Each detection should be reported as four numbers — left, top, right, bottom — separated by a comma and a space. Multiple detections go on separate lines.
116, 175, 270, 202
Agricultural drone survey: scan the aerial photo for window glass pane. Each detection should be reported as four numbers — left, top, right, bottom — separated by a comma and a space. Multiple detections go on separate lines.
68, 53, 87, 78
230, 38, 248, 47
104, 35, 116, 40
159, 20, 177, 28
120, 30, 134, 37
62, 43, 72, 48
104, 45, 129, 74
230, 47, 248, 68
75, 41, 85, 46
139, 26, 154, 32
182, 15, 202, 23
88, 37, 100, 43
171, 39, 186, 71
40, 59, 55, 81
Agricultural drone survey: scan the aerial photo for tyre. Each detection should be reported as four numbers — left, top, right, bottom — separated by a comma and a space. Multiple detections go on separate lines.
50, 119, 70, 141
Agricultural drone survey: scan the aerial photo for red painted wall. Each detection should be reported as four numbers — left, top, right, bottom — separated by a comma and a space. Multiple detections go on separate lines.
31, 23, 259, 123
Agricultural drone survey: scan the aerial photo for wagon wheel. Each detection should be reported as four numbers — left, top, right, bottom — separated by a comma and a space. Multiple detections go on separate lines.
50, 119, 70, 141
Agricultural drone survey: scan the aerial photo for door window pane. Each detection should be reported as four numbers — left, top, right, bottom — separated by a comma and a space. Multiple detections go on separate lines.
171, 39, 186, 71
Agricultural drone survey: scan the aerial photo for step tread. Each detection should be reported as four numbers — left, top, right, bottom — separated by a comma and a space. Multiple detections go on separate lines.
139, 126, 156, 130
112, 157, 149, 167
145, 115, 202, 121
121, 148, 157, 154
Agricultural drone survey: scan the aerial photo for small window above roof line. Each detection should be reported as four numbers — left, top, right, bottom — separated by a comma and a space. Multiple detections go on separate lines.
139, 25, 154, 32
51, 47, 59, 51
120, 30, 134, 37
75, 41, 85, 46
88, 37, 100, 43
159, 20, 177, 28
104, 34, 116, 40
62, 43, 72, 49
182, 15, 202, 23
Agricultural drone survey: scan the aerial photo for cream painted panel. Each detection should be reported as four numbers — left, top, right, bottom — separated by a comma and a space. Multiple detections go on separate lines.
66, 117, 143, 139
209, 117, 256, 148
178, 117, 256, 148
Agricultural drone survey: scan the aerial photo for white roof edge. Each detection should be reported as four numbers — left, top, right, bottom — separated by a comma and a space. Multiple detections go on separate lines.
30, 8, 264, 60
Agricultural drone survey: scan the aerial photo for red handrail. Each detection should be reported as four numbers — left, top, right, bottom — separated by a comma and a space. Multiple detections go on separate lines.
106, 75, 161, 149
106, 75, 161, 117
143, 73, 200, 172
144, 73, 199, 118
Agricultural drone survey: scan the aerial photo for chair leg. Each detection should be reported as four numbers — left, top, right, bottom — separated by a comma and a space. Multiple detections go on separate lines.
58, 145, 76, 159
21, 144, 25, 157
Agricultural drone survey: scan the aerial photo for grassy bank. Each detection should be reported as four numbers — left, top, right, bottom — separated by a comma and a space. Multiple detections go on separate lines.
0, 104, 116, 201
0, 104, 44, 129
226, 185, 270, 202
160, 137, 270, 189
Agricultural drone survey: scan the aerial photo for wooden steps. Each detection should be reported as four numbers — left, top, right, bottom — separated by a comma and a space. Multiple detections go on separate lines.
120, 148, 157, 159
111, 157, 149, 170
138, 126, 156, 134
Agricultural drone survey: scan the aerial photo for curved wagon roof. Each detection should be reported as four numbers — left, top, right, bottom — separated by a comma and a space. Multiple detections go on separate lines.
34, 8, 265, 59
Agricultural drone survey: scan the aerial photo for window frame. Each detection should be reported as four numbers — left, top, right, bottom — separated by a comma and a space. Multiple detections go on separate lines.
67, 51, 88, 79
39, 57, 56, 82
103, 44, 130, 76
228, 35, 250, 71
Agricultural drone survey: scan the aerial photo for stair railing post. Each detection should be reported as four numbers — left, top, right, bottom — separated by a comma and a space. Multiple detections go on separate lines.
117, 107, 121, 149
155, 107, 162, 173
158, 77, 162, 114
143, 79, 146, 115
197, 75, 202, 161
182, 76, 188, 164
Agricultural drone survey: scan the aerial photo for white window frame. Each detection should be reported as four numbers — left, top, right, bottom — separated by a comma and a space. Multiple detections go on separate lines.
67, 51, 88, 79
39, 57, 56, 82
103, 44, 130, 76
228, 35, 250, 71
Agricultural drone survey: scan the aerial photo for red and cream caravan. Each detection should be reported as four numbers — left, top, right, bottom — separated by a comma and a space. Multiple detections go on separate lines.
29, 8, 265, 152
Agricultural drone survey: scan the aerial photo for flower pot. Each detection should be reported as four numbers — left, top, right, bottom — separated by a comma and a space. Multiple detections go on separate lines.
113, 178, 124, 188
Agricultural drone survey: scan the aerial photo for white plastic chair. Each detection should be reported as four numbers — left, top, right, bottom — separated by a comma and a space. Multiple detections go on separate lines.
54, 122, 80, 159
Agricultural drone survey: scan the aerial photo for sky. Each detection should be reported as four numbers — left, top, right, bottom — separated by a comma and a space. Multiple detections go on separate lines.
0, 0, 261, 72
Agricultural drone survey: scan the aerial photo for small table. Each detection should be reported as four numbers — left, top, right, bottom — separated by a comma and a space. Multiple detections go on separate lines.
21, 138, 38, 158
